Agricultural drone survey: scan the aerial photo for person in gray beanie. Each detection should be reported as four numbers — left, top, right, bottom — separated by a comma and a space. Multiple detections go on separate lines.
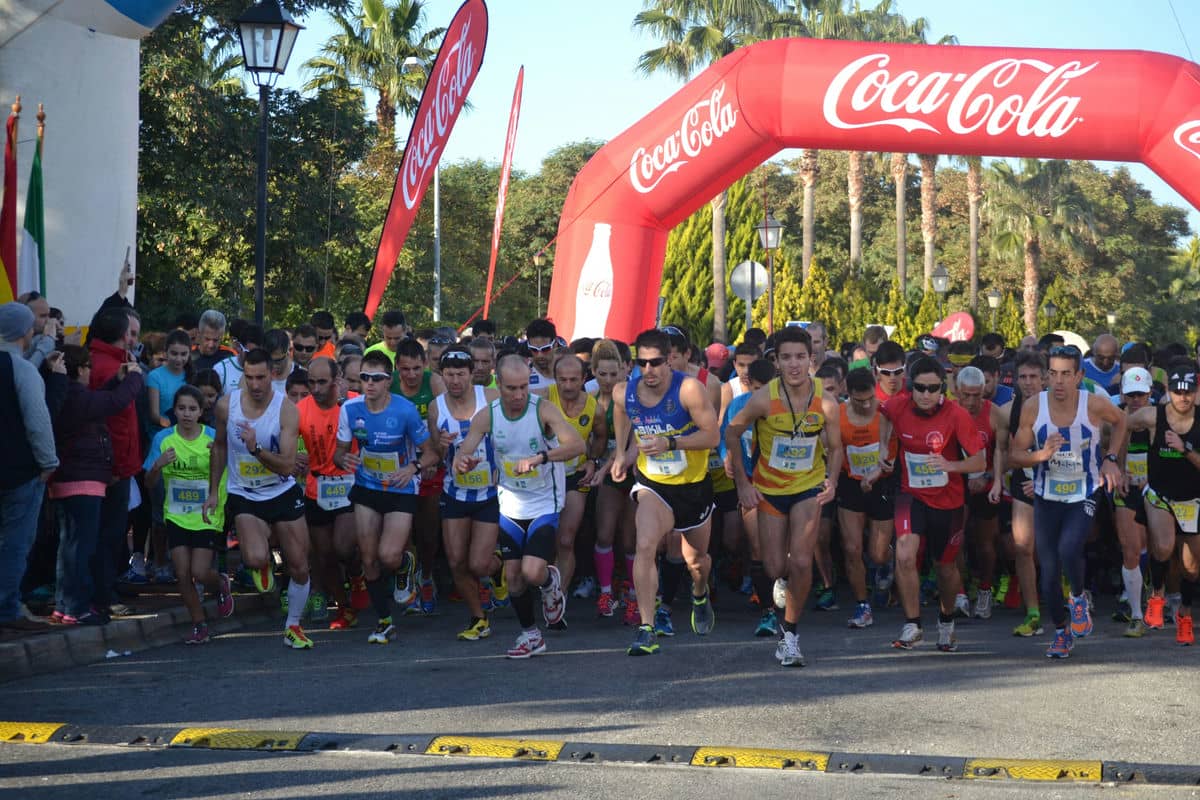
0, 302, 60, 631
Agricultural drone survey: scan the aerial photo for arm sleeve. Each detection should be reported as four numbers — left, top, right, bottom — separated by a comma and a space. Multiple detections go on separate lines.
14, 359, 58, 470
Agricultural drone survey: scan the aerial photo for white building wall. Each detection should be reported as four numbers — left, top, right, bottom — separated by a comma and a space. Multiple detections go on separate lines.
0, 14, 139, 325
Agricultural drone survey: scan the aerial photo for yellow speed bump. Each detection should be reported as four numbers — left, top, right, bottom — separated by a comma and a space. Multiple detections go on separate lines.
965, 758, 1102, 782
425, 736, 564, 761
169, 727, 306, 751
692, 746, 830, 771
0, 722, 65, 744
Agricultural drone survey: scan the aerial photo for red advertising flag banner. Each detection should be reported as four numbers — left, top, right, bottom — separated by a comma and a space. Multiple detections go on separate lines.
363, 0, 488, 320
546, 38, 1200, 341
931, 312, 975, 343
483, 66, 523, 320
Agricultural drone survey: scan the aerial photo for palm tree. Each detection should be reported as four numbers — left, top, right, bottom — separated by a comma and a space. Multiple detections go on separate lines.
302, 0, 443, 147
634, 0, 778, 343
918, 152, 938, 291
891, 151, 909, 294
962, 155, 984, 308
986, 159, 1093, 334
844, 1, 939, 277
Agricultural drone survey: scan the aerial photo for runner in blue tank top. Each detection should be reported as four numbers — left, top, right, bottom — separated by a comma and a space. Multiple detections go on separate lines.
1010, 345, 1125, 659
427, 346, 501, 642
611, 329, 719, 657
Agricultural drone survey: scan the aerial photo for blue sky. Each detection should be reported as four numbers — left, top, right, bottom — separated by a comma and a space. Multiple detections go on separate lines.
280, 0, 1200, 236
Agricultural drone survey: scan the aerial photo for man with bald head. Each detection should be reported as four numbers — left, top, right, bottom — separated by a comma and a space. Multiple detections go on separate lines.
1083, 333, 1121, 394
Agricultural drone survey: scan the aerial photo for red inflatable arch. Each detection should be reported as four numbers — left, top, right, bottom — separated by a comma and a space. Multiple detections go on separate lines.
547, 38, 1200, 342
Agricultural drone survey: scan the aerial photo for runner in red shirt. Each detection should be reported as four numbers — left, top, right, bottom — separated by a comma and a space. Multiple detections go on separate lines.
954, 366, 1007, 621
296, 357, 365, 629
864, 356, 984, 652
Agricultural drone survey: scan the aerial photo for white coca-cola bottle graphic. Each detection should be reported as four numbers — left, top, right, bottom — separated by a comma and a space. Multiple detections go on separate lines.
572, 222, 614, 338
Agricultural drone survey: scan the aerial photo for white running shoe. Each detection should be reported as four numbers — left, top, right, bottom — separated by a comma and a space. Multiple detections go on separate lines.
937, 619, 957, 652
779, 631, 805, 667
973, 589, 993, 620
772, 578, 788, 610
953, 593, 971, 618
892, 622, 923, 649
572, 576, 596, 599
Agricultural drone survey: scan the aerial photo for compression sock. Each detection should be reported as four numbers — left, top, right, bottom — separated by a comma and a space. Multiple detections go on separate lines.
285, 579, 310, 628
1150, 557, 1169, 593
511, 589, 536, 629
367, 577, 391, 620
750, 560, 774, 611
1122, 566, 1144, 619
625, 555, 637, 599
1181, 576, 1198, 612
594, 546, 614, 593
660, 557, 686, 606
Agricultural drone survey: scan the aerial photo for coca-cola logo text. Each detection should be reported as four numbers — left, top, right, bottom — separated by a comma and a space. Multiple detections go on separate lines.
402, 18, 481, 210
629, 84, 738, 194
1174, 120, 1200, 162
822, 54, 1097, 138
581, 280, 612, 300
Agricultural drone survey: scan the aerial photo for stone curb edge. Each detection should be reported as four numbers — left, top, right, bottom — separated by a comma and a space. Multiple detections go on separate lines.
0, 724, 1197, 785
0, 593, 275, 683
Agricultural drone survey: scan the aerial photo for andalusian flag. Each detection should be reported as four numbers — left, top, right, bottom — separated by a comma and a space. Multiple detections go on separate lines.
0, 111, 16, 303
17, 127, 43, 296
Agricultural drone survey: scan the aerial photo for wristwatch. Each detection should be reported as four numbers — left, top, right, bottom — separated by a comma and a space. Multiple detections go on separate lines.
666, 435, 677, 451
252, 443, 263, 456
1103, 453, 1118, 464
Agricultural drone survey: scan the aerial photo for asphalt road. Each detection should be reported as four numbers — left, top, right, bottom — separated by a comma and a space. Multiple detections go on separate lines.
2, 591, 1198, 797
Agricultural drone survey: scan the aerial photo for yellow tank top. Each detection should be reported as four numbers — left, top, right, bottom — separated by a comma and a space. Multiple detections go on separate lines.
548, 384, 597, 476
752, 377, 827, 495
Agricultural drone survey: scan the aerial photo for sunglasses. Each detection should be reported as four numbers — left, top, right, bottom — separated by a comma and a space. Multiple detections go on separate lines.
528, 343, 555, 353
360, 372, 391, 383
876, 366, 905, 377
440, 351, 472, 367
429, 336, 455, 345
912, 381, 944, 394
293, 344, 316, 353
635, 357, 668, 368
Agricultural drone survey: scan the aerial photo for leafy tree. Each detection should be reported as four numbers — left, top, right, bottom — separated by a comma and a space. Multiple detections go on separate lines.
985, 159, 1093, 335
634, 0, 780, 343
301, 0, 443, 147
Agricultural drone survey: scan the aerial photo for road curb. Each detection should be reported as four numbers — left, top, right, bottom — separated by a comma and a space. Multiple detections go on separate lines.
2, 724, 1199, 786
0, 593, 274, 683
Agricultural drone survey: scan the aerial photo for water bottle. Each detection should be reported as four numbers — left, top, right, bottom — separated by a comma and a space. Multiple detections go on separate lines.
572, 223, 614, 338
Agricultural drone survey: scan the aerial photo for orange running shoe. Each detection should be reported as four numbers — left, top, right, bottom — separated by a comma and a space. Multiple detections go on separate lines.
622, 597, 640, 626
329, 608, 358, 630
1146, 594, 1166, 630
1176, 612, 1194, 646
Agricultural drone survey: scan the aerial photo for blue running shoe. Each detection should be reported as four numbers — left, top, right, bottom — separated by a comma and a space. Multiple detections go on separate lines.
1046, 628, 1073, 658
1069, 594, 1093, 638
755, 608, 778, 637
653, 605, 675, 637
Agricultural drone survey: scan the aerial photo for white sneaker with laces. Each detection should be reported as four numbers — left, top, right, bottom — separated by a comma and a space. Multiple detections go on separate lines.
772, 578, 788, 610
973, 589, 993, 619
541, 566, 566, 626
779, 631, 805, 667
937, 619, 957, 652
572, 576, 596, 599
953, 593, 971, 618
506, 630, 547, 659
892, 622, 923, 649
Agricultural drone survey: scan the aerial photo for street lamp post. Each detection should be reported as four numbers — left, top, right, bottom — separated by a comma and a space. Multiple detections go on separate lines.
402, 57, 441, 322
756, 213, 783, 333
986, 287, 1002, 333
234, 0, 303, 329
1044, 300, 1058, 328
533, 252, 546, 318
931, 263, 950, 320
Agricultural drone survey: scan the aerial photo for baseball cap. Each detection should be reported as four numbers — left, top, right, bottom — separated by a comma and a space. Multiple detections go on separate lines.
705, 343, 729, 369
1169, 365, 1197, 393
1121, 367, 1151, 395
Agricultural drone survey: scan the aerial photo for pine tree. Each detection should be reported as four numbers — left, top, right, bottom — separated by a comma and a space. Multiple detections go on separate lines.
997, 292, 1025, 347
1038, 275, 1075, 335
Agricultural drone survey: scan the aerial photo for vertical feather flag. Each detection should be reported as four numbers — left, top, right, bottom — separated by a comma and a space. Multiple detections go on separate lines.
0, 106, 17, 303
18, 110, 44, 296
482, 67, 523, 321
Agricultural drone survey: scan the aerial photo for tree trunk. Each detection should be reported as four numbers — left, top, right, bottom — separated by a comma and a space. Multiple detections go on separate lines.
891, 152, 907, 294
800, 149, 819, 283
967, 159, 982, 309
376, 92, 396, 149
848, 151, 864, 273
919, 153, 937, 291
1023, 234, 1040, 335
711, 190, 728, 344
